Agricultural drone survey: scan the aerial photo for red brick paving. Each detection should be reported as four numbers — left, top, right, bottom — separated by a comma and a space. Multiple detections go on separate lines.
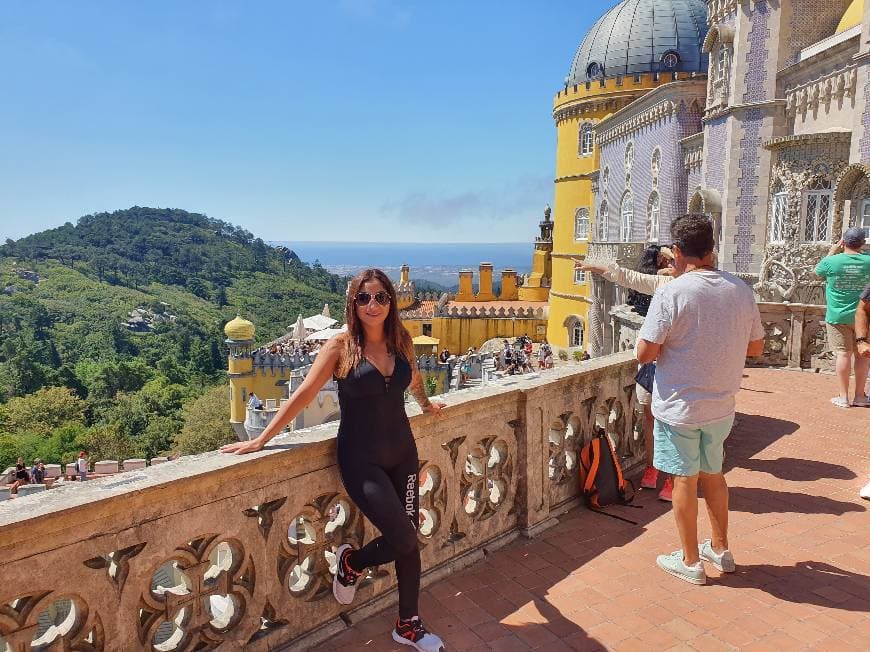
315, 369, 870, 651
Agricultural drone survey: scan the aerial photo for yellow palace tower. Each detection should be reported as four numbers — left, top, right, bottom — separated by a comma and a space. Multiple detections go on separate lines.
546, 0, 709, 350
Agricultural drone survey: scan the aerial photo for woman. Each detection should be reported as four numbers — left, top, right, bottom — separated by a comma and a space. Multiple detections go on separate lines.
575, 246, 676, 501
222, 269, 445, 652
10, 457, 29, 494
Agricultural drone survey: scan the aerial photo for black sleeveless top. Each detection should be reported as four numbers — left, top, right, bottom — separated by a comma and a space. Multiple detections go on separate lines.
335, 355, 415, 468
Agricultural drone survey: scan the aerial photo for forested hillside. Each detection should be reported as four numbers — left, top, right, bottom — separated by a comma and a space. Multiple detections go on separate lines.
0, 207, 346, 467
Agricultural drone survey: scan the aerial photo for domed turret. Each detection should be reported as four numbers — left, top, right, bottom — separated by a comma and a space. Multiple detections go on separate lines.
567, 0, 708, 85
224, 315, 255, 341
837, 0, 863, 34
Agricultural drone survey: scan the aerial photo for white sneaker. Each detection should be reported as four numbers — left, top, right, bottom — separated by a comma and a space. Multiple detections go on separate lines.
860, 481, 870, 500
698, 539, 736, 573
332, 544, 361, 605
656, 550, 706, 585
830, 396, 850, 408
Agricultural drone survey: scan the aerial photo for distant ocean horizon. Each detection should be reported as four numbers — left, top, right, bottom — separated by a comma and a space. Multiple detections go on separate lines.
269, 241, 533, 288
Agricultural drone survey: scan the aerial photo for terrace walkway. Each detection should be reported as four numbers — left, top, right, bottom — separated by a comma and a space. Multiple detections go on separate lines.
317, 368, 870, 651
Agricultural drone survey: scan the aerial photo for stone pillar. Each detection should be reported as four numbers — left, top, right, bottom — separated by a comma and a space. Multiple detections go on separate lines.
94, 461, 119, 474
499, 269, 518, 300
456, 270, 474, 301
43, 464, 61, 478
477, 263, 495, 301
588, 276, 605, 357
122, 459, 147, 472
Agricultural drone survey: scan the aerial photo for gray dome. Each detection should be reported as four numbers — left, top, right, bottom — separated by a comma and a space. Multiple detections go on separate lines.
568, 0, 709, 85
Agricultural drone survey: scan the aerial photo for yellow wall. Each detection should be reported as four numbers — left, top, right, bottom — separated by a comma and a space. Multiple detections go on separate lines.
546, 73, 671, 349
401, 316, 547, 354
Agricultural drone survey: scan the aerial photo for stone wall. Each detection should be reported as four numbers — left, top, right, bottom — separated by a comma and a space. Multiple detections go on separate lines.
0, 354, 643, 651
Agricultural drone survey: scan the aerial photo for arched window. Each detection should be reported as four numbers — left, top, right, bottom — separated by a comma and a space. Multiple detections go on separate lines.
574, 207, 590, 241
769, 182, 787, 243
803, 178, 832, 243
620, 192, 634, 242
661, 51, 680, 70
597, 201, 608, 241
651, 148, 661, 185
579, 124, 594, 156
569, 319, 584, 347
648, 192, 660, 242
587, 62, 604, 80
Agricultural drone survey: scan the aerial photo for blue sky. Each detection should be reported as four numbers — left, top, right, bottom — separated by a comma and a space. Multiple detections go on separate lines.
0, 1, 610, 243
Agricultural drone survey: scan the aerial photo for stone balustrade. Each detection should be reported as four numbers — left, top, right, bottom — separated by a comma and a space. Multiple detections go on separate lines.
0, 352, 643, 651
607, 301, 832, 372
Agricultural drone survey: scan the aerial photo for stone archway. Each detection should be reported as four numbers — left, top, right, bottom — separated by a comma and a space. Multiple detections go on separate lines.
833, 163, 870, 237
689, 187, 723, 250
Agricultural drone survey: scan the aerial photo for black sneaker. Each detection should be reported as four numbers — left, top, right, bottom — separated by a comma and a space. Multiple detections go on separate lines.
391, 617, 444, 651
332, 544, 361, 604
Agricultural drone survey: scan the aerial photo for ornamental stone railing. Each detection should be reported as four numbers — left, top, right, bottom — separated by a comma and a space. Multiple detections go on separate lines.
606, 301, 833, 373
0, 352, 643, 652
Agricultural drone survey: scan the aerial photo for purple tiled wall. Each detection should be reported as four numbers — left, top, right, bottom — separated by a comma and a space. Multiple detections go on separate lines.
595, 97, 702, 244
861, 70, 870, 164
704, 117, 728, 195
733, 2, 772, 273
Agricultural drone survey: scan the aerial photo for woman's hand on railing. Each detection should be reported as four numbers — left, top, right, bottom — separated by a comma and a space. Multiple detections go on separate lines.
422, 401, 447, 416
220, 437, 267, 455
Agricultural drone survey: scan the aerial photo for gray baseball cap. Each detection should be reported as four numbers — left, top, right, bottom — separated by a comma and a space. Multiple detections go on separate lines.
843, 226, 866, 247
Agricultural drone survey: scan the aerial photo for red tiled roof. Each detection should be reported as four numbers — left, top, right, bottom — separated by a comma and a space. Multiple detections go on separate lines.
399, 300, 437, 319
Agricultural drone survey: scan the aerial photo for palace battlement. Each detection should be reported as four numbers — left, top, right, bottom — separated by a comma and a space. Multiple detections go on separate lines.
554, 70, 706, 105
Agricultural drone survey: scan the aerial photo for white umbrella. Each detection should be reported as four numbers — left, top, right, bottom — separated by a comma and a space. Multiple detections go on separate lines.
322, 303, 331, 318
305, 325, 347, 341
292, 314, 305, 341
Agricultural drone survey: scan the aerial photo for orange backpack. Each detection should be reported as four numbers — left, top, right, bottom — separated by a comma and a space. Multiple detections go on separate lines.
579, 433, 635, 510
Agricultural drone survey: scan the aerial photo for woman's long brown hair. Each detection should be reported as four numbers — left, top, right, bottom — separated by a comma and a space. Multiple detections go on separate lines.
335, 268, 413, 378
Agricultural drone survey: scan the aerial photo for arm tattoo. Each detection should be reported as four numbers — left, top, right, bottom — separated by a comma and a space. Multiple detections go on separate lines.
409, 367, 431, 409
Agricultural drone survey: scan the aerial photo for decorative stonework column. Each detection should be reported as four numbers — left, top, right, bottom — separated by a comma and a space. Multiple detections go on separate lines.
588, 276, 605, 357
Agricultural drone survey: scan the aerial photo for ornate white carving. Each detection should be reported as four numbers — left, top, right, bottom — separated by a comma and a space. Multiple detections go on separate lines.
786, 64, 859, 120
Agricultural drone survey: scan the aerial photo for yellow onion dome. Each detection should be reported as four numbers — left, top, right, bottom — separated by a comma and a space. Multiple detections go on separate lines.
224, 315, 255, 341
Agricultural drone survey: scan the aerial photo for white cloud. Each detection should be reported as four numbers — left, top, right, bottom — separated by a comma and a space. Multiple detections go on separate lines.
380, 175, 551, 228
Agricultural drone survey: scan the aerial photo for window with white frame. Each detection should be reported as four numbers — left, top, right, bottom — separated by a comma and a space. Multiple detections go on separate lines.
574, 207, 590, 241
597, 201, 608, 241
648, 192, 660, 242
620, 192, 633, 242
579, 124, 594, 156
710, 44, 731, 105
570, 320, 584, 347
769, 187, 787, 243
803, 179, 832, 243
861, 199, 870, 239
574, 268, 587, 285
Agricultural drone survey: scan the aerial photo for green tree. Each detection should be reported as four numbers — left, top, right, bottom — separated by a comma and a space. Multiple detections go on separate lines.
2, 386, 86, 437
173, 385, 235, 455
76, 424, 137, 464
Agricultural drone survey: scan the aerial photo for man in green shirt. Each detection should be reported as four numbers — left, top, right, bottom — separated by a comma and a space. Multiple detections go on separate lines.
815, 227, 870, 407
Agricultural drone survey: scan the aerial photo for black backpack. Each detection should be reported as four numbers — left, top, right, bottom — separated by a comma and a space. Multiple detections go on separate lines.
579, 433, 636, 518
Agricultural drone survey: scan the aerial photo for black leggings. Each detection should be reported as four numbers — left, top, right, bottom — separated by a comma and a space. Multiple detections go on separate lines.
339, 453, 420, 619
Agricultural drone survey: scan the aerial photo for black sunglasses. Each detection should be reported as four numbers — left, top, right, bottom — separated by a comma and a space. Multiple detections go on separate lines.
355, 291, 391, 306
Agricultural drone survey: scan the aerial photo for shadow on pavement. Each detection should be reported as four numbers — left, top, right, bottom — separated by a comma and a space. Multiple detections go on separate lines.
717, 561, 870, 611
738, 456, 857, 481
729, 486, 866, 515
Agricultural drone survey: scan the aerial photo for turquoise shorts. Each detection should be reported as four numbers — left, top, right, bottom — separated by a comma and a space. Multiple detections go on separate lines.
653, 415, 735, 477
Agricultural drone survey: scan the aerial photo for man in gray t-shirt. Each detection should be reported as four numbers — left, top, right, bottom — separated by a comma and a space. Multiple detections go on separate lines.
637, 214, 764, 585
